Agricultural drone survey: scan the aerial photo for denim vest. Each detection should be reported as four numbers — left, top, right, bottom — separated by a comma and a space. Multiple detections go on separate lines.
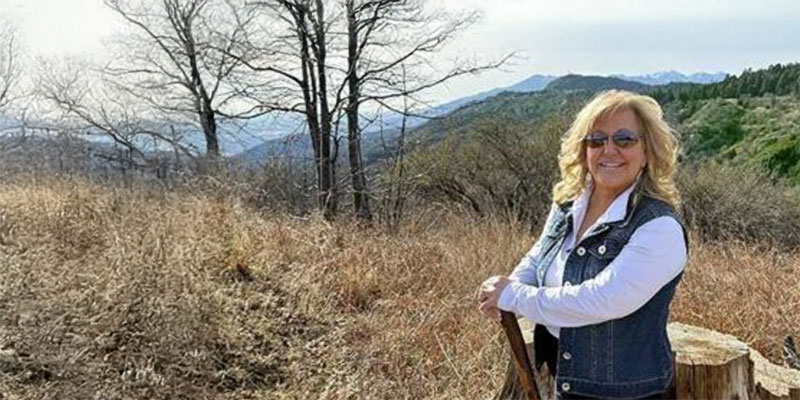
533, 188, 688, 399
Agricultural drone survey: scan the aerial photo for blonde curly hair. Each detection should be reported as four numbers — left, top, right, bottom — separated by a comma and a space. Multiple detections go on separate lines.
552, 90, 681, 208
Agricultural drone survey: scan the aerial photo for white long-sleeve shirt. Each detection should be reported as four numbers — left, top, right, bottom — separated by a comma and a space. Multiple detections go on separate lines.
497, 182, 687, 338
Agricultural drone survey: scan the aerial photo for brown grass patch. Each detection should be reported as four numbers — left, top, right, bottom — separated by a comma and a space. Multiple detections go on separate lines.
0, 175, 797, 399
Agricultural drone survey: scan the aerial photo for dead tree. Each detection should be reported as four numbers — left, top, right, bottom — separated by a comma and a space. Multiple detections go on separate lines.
342, 0, 509, 222
223, 0, 342, 218
227, 0, 509, 220
38, 57, 197, 175
103, 0, 258, 160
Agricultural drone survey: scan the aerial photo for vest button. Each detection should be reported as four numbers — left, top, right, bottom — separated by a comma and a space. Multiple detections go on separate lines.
598, 245, 606, 255
562, 382, 571, 392
562, 351, 572, 360
576, 247, 586, 256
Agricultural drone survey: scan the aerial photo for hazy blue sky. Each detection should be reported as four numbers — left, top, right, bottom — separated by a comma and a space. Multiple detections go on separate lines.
4, 0, 800, 104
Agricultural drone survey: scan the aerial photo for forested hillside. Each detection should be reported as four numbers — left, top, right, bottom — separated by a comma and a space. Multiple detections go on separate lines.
673, 96, 800, 183
651, 63, 800, 102
402, 62, 800, 185
384, 63, 800, 248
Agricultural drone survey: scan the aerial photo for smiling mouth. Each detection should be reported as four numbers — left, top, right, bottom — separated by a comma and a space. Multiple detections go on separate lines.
599, 162, 624, 168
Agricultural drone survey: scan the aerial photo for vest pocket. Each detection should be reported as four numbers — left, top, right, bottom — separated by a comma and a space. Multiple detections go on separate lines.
586, 238, 623, 260
582, 238, 623, 280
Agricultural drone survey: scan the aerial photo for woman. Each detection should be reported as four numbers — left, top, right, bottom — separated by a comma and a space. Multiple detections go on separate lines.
477, 90, 687, 400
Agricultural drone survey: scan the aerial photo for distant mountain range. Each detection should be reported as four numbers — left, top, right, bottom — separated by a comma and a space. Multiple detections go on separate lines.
423, 70, 726, 119
0, 70, 728, 164
612, 71, 727, 85
9, 64, 800, 185
545, 74, 650, 92
236, 70, 727, 163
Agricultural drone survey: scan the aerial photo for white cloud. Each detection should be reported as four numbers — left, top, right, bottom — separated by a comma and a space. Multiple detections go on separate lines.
428, 0, 800, 101
441, 0, 800, 24
4, 0, 800, 103
3, 0, 120, 57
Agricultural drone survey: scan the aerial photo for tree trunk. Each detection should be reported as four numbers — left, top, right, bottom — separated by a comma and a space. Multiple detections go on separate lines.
199, 101, 219, 158
293, 2, 333, 220
183, 6, 220, 160
346, 1, 372, 222
671, 322, 753, 399
314, 0, 337, 220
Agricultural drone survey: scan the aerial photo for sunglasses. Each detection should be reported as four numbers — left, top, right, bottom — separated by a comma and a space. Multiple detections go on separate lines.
583, 129, 641, 149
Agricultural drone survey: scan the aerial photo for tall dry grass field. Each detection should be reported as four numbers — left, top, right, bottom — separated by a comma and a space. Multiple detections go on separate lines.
0, 175, 798, 399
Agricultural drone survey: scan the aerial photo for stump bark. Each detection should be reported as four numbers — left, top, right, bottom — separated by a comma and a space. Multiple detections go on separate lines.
494, 319, 800, 400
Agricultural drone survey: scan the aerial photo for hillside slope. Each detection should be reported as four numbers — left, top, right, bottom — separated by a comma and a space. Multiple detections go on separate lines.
677, 96, 800, 183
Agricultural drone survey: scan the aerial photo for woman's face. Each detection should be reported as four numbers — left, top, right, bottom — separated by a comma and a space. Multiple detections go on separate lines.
585, 107, 647, 197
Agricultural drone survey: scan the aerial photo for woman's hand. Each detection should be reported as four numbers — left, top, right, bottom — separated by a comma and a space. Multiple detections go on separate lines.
476, 275, 511, 323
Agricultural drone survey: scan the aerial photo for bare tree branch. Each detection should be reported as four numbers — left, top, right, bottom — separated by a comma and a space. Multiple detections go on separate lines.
0, 24, 22, 111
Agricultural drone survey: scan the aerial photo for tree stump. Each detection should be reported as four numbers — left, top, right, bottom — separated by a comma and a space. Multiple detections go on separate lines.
494, 319, 800, 400
670, 322, 754, 399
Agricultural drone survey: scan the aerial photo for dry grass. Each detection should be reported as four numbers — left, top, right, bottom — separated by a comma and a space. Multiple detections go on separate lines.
672, 238, 800, 362
0, 175, 798, 399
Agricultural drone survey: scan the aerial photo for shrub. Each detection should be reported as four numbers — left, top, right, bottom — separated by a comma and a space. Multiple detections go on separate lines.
408, 114, 569, 230
245, 157, 316, 215
678, 162, 800, 250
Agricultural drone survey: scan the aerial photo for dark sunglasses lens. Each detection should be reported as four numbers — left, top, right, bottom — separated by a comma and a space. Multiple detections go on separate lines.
584, 130, 639, 149
585, 138, 605, 148
584, 132, 607, 148
612, 130, 639, 148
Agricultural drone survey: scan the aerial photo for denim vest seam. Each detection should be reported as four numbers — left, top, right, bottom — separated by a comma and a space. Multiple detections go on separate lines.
564, 370, 672, 385
589, 326, 598, 379
607, 320, 614, 381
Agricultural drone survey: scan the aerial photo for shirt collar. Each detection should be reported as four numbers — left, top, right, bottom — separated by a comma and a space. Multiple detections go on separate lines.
572, 178, 639, 226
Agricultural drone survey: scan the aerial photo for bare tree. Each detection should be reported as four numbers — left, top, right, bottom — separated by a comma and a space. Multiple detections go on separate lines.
343, 0, 510, 222
376, 74, 415, 231
38, 57, 197, 176
223, 0, 343, 218
226, 0, 508, 220
103, 0, 259, 160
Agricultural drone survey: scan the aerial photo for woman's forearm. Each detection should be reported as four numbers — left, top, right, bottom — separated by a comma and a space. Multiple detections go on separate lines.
497, 216, 686, 326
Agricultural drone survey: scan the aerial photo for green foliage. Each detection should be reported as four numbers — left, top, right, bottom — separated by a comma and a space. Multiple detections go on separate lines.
749, 131, 800, 184
682, 100, 746, 160
671, 96, 800, 183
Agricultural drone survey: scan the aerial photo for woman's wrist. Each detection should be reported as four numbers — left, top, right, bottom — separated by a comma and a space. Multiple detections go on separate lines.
497, 280, 527, 313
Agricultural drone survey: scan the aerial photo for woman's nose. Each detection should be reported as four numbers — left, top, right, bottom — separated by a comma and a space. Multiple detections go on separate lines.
603, 137, 619, 153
